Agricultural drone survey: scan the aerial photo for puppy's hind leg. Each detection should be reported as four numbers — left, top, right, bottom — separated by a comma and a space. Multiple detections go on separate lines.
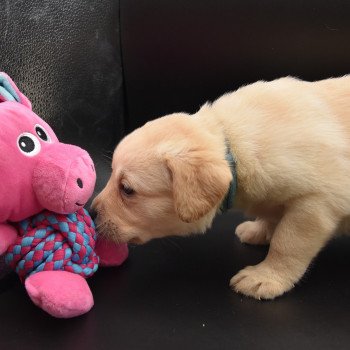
235, 218, 276, 245
231, 196, 341, 300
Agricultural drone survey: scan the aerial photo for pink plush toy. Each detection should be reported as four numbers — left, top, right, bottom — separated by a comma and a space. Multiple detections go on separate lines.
0, 72, 128, 318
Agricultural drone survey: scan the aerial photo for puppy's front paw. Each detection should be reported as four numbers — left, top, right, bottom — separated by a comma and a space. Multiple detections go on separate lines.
230, 264, 294, 300
235, 221, 270, 245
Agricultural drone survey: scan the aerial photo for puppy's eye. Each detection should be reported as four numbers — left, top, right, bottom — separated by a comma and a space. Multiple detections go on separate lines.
120, 183, 135, 196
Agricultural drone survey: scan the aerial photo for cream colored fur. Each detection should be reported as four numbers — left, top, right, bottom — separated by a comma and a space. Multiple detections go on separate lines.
92, 76, 350, 299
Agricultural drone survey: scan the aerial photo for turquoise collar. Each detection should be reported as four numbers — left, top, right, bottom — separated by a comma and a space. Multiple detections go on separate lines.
219, 140, 237, 213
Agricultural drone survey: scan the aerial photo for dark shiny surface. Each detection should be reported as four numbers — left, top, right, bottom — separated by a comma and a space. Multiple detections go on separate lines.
1, 0, 350, 349
1, 212, 350, 349
121, 0, 350, 131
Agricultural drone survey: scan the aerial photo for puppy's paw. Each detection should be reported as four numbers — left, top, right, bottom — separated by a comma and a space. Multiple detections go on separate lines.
230, 264, 294, 300
235, 221, 270, 245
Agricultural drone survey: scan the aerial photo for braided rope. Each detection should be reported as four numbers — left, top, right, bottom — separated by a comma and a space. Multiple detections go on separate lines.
5, 208, 99, 282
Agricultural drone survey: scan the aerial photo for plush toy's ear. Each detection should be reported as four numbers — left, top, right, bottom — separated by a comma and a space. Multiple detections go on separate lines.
0, 72, 32, 109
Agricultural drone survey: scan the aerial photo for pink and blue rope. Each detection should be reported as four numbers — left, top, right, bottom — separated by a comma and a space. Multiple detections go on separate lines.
5, 208, 99, 282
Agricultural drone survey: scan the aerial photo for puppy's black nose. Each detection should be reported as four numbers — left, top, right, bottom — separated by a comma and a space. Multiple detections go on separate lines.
90, 207, 97, 220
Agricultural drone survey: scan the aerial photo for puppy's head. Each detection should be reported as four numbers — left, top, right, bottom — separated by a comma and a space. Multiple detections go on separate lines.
92, 113, 232, 244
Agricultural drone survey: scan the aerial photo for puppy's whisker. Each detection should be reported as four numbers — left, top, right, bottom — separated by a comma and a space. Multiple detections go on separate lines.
112, 231, 121, 245
103, 220, 122, 245
163, 237, 182, 251
102, 148, 113, 156
102, 154, 112, 162
101, 150, 114, 163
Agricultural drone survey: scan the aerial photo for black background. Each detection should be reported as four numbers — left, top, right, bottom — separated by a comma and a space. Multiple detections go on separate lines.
1, 1, 350, 349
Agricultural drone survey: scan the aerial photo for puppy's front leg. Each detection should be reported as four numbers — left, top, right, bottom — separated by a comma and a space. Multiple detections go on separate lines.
230, 196, 340, 299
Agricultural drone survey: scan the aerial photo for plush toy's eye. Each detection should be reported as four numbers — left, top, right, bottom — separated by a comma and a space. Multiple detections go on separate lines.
17, 133, 41, 157
35, 124, 51, 142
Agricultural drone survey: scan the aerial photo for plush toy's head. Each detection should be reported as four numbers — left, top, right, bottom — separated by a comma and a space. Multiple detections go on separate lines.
0, 73, 96, 222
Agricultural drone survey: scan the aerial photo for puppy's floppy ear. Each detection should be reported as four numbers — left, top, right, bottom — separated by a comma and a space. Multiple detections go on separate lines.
166, 147, 232, 223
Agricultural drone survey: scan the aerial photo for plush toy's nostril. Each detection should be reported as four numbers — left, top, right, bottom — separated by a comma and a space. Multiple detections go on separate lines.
77, 178, 83, 188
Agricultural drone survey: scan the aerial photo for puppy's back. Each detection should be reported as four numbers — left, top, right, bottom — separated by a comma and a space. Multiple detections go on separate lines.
207, 76, 350, 204
313, 75, 350, 135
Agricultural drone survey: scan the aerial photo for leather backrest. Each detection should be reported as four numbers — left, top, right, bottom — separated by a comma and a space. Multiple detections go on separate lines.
0, 0, 124, 153
121, 0, 350, 131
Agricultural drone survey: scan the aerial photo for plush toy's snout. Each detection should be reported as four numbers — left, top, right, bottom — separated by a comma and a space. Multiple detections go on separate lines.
33, 143, 96, 214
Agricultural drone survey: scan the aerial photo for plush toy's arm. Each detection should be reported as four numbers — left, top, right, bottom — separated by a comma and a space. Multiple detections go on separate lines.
0, 223, 18, 255
95, 238, 128, 267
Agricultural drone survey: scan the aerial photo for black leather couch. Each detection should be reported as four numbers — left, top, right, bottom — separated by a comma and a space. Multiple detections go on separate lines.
1, 1, 350, 349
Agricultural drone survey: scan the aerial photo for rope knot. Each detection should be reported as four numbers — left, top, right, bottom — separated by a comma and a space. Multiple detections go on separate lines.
5, 208, 99, 281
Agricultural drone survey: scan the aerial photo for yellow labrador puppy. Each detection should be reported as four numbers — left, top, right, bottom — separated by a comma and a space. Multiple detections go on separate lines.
92, 76, 350, 300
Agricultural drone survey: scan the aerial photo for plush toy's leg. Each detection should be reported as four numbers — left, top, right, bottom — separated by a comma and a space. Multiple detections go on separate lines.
0, 223, 18, 255
25, 271, 93, 318
95, 239, 128, 267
